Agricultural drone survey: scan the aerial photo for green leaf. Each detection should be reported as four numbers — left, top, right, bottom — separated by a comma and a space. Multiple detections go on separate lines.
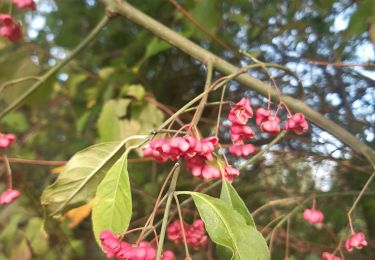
218, 181, 257, 259
132, 102, 164, 134
98, 67, 115, 80
25, 217, 48, 255
190, 192, 269, 260
220, 180, 255, 227
97, 99, 132, 142
145, 38, 171, 58
0, 213, 23, 243
41, 141, 126, 216
10, 238, 32, 260
345, 0, 374, 37
0, 112, 29, 132
216, 244, 234, 260
66, 74, 87, 97
190, 0, 220, 34
77, 111, 91, 134
0, 48, 40, 107
121, 84, 146, 101
92, 153, 132, 244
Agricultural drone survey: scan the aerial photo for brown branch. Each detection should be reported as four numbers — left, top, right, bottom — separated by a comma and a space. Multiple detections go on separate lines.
261, 226, 328, 254
2, 157, 66, 166
308, 60, 375, 67
168, 0, 237, 54
144, 96, 185, 126
2, 156, 155, 166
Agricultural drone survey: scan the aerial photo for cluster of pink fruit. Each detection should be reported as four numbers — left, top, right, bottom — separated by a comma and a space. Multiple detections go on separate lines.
227, 98, 308, 157
142, 135, 239, 181
0, 0, 36, 42
143, 98, 310, 182
303, 208, 368, 259
0, 132, 20, 205
100, 230, 175, 260
167, 219, 208, 250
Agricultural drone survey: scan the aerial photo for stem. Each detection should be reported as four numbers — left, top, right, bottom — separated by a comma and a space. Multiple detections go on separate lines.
190, 60, 213, 130
0, 76, 40, 93
174, 193, 191, 259
141, 194, 169, 239
348, 214, 355, 234
137, 163, 179, 243
261, 214, 285, 233
1, 156, 156, 166
214, 84, 227, 136
253, 197, 302, 217
156, 162, 181, 260
285, 217, 290, 260
0, 15, 110, 119
267, 198, 308, 241
280, 102, 293, 117
172, 124, 191, 138
146, 181, 221, 240
8, 0, 12, 14
183, 101, 232, 114
312, 193, 316, 210
157, 64, 263, 131
168, 0, 235, 53
253, 190, 375, 216
101, 0, 375, 165
1, 154, 13, 189
347, 170, 375, 233
145, 96, 185, 126
239, 130, 286, 170
6, 157, 59, 165
240, 50, 282, 107
152, 129, 187, 135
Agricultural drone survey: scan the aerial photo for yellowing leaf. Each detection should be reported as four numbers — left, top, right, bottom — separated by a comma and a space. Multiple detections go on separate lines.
63, 202, 93, 228
86, 99, 96, 108
41, 141, 126, 216
11, 239, 32, 260
51, 165, 65, 175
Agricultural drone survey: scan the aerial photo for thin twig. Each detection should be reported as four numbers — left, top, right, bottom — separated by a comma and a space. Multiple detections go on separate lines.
1, 156, 66, 166
347, 170, 375, 233
137, 163, 179, 243
214, 84, 227, 136
0, 15, 110, 119
0, 76, 40, 93
285, 217, 290, 260
156, 162, 181, 260
308, 60, 375, 67
239, 130, 286, 170
189, 60, 213, 132
168, 0, 236, 53
174, 193, 191, 259
1, 154, 13, 188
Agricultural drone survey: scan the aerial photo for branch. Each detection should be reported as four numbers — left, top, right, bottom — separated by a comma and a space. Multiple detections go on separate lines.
168, 0, 236, 53
307, 60, 375, 67
156, 162, 181, 260
101, 0, 375, 166
0, 15, 110, 119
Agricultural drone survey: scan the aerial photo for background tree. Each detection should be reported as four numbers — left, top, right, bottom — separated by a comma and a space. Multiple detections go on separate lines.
0, 0, 374, 259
